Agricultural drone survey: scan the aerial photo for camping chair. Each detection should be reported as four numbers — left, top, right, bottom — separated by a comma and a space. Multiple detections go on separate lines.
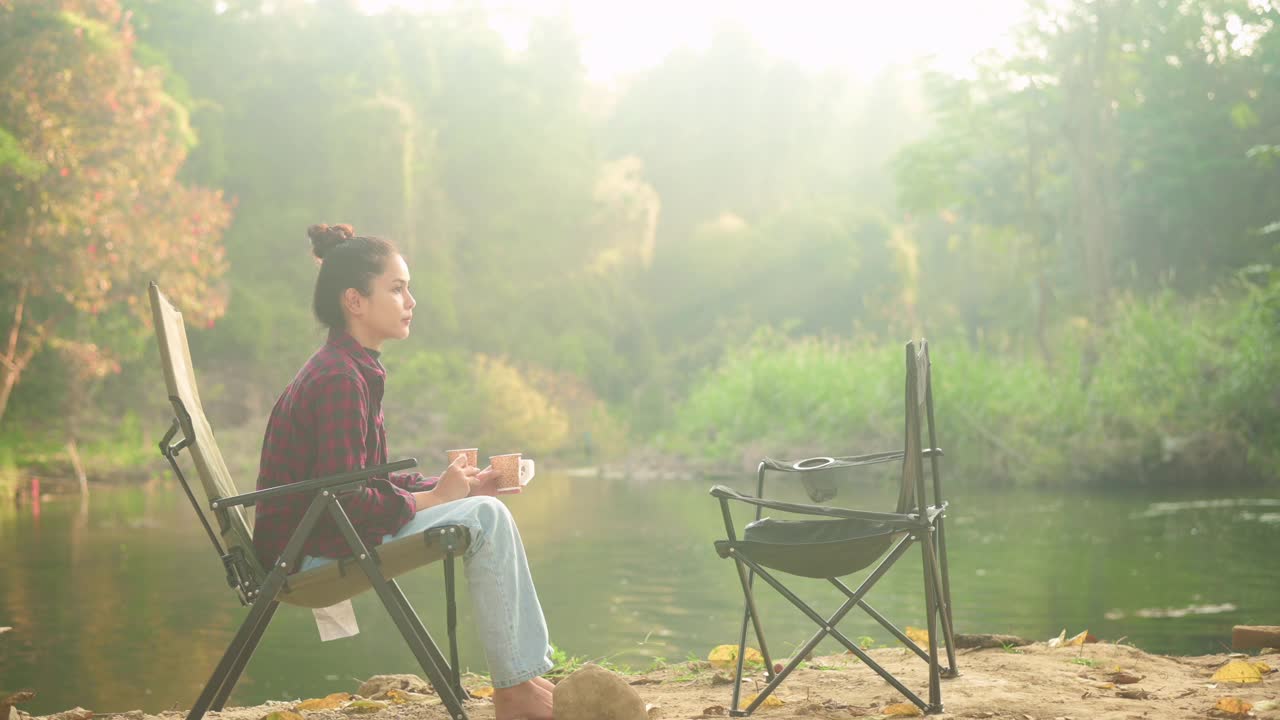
148, 282, 473, 720
710, 340, 958, 716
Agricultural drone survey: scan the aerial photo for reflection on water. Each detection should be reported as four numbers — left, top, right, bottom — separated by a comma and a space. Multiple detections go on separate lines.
2, 473, 1278, 713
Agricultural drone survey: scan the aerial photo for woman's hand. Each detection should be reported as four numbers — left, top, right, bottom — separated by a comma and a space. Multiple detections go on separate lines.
413, 455, 477, 510
468, 465, 502, 497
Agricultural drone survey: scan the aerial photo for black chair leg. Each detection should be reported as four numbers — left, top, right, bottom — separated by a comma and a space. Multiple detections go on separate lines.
920, 533, 943, 711
386, 563, 473, 696
933, 520, 959, 676
211, 599, 280, 710
728, 554, 774, 715
186, 585, 283, 720
444, 550, 465, 699
326, 504, 468, 720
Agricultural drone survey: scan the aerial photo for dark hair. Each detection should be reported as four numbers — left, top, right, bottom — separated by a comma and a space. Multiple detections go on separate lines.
308, 223, 398, 330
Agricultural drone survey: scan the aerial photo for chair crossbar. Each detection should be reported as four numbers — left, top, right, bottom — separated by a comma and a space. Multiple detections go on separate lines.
759, 447, 943, 473
712, 487, 924, 526
727, 546, 932, 715
215, 458, 419, 509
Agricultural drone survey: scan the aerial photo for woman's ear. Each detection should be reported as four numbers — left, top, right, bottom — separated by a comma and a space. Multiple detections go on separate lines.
342, 287, 365, 318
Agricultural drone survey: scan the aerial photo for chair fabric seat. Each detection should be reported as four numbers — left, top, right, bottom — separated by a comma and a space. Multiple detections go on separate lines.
733, 516, 903, 579
281, 526, 471, 608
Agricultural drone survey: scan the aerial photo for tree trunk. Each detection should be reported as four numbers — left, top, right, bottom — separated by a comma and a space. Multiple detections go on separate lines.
0, 281, 29, 425
66, 438, 89, 497
1062, 2, 1115, 326
1024, 109, 1054, 369
0, 280, 61, 426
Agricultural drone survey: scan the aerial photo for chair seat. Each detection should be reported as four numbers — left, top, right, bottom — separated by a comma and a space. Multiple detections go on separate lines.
721, 517, 902, 579
280, 525, 471, 608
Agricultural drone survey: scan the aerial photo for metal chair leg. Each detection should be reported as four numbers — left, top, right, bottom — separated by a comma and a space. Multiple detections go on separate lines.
211, 600, 280, 710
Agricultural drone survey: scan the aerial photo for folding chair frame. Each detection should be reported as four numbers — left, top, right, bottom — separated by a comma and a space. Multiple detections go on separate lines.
711, 341, 958, 716
160, 410, 472, 720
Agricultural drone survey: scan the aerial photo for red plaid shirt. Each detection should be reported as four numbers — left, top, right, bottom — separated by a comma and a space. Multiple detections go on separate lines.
252, 330, 437, 568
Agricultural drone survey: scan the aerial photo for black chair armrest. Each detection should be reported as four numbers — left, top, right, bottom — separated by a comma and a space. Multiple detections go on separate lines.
760, 447, 942, 473
214, 458, 419, 509
709, 484, 921, 527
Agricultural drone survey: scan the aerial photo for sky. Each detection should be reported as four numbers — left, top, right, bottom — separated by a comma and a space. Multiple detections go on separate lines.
358, 0, 1028, 82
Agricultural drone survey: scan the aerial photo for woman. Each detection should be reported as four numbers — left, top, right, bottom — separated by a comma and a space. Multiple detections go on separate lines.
251, 224, 555, 720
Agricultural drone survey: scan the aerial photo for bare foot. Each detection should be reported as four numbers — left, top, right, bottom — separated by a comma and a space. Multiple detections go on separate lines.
493, 679, 553, 720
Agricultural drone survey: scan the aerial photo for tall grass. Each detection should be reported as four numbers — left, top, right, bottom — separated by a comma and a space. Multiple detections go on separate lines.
665, 275, 1280, 486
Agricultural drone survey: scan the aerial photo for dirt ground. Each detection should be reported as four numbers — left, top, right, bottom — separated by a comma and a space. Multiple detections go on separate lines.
29, 643, 1280, 720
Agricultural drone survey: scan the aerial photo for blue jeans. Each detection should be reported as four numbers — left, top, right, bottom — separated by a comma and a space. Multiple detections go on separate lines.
301, 496, 554, 687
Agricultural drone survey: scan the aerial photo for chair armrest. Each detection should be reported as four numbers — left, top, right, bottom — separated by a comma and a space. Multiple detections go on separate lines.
760, 447, 942, 473
709, 484, 921, 527
213, 458, 419, 509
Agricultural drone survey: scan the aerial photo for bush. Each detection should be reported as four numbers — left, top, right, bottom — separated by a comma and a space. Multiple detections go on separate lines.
666, 278, 1280, 486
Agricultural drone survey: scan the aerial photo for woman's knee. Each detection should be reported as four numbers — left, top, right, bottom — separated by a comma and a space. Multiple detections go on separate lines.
470, 495, 514, 528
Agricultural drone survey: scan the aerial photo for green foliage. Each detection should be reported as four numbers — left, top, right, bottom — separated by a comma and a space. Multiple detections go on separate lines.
0, 0, 1276, 488
670, 278, 1280, 485
464, 354, 571, 455
0, 126, 43, 178
0, 0, 232, 427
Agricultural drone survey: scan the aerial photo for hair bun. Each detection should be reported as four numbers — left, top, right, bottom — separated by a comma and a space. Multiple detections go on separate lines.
308, 223, 356, 260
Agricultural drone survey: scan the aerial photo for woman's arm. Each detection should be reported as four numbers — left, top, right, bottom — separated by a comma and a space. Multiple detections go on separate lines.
312, 373, 415, 534
390, 470, 438, 493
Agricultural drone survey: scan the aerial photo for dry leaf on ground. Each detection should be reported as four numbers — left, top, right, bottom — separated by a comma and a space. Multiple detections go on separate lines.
1213, 697, 1253, 716
1211, 660, 1263, 684
1047, 629, 1068, 648
295, 692, 352, 711
708, 645, 764, 669
905, 627, 930, 645
468, 686, 494, 699
882, 702, 923, 716
741, 693, 783, 709
1064, 630, 1097, 646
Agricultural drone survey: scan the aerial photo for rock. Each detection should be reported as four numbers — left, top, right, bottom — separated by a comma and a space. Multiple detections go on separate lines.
553, 663, 647, 720
41, 708, 93, 720
355, 674, 432, 698
954, 633, 1032, 649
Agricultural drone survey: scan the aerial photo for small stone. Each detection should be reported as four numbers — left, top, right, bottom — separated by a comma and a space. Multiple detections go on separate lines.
355, 674, 432, 697
44, 709, 93, 720
1116, 688, 1152, 700
1106, 671, 1142, 684
552, 663, 647, 720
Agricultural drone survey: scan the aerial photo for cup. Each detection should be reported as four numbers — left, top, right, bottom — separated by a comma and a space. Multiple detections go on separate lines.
446, 447, 478, 468
489, 453, 523, 491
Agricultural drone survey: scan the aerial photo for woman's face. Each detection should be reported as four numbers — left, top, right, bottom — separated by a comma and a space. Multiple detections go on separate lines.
345, 253, 416, 349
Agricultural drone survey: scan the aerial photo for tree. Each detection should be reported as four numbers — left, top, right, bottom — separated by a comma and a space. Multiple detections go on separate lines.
0, 0, 232, 425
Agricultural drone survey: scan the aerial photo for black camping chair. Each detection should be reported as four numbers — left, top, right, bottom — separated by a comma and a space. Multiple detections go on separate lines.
149, 283, 472, 720
710, 340, 958, 716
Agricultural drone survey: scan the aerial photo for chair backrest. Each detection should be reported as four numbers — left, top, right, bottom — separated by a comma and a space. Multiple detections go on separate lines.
895, 340, 937, 515
149, 282, 263, 581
